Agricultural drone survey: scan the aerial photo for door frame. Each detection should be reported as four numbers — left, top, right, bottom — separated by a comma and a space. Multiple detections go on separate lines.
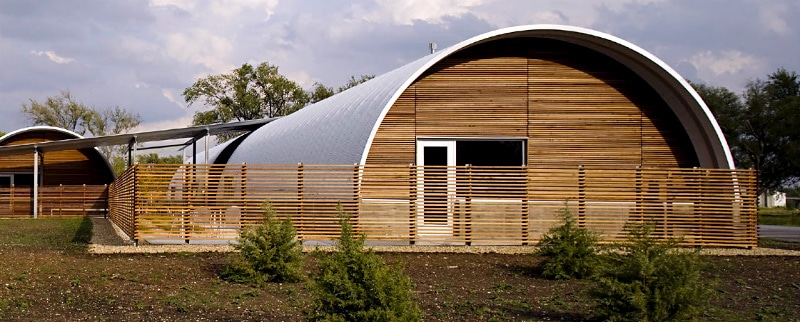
416, 140, 456, 236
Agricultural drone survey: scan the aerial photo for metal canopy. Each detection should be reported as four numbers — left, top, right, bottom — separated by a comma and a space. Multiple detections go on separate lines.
0, 118, 278, 157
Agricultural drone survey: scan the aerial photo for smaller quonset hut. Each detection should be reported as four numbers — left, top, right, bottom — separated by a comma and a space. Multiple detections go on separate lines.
0, 126, 114, 218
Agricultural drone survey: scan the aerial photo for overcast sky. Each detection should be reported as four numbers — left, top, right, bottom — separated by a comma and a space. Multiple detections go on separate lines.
1, 0, 797, 134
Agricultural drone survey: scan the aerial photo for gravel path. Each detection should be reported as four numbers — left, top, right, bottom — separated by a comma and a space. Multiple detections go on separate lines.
88, 217, 800, 256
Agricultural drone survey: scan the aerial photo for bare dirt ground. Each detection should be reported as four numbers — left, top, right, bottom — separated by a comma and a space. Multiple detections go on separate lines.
1, 217, 799, 321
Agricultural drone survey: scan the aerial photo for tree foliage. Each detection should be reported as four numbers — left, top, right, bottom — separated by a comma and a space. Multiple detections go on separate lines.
184, 62, 309, 142
307, 74, 375, 104
536, 203, 601, 280
308, 205, 421, 322
20, 90, 141, 175
135, 153, 184, 164
21, 90, 97, 135
591, 223, 712, 322
693, 68, 800, 193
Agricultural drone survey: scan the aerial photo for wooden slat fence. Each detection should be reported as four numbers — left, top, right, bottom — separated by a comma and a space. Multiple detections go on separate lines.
0, 184, 107, 218
108, 164, 757, 247
108, 166, 137, 240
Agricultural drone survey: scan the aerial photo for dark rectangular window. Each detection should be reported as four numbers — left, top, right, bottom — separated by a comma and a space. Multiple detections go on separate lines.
456, 140, 525, 166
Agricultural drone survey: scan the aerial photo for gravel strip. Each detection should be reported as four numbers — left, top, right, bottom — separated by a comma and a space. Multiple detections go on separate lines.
88, 243, 800, 256
89, 217, 800, 256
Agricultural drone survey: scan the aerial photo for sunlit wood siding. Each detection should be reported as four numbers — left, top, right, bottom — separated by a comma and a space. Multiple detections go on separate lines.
0, 130, 115, 185
365, 37, 698, 168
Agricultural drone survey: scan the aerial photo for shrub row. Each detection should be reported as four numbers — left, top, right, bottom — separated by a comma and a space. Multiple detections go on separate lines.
536, 204, 713, 321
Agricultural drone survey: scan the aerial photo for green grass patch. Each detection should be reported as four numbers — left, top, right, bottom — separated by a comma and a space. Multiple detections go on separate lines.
759, 237, 800, 251
758, 207, 800, 226
759, 215, 800, 226
0, 217, 92, 252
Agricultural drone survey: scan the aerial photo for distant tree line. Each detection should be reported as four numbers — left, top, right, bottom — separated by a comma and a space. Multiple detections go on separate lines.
691, 68, 800, 195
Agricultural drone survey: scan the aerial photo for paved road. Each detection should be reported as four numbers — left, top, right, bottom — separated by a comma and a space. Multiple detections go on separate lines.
759, 225, 800, 243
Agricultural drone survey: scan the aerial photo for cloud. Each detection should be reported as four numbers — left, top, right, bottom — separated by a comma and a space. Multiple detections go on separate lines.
135, 114, 194, 133
161, 88, 186, 109
29, 50, 74, 64
689, 50, 763, 77
357, 0, 487, 25
758, 3, 792, 36
164, 31, 235, 74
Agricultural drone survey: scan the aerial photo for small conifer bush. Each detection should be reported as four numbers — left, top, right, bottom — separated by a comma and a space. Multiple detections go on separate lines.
220, 201, 304, 284
591, 223, 712, 322
307, 205, 422, 322
536, 203, 601, 280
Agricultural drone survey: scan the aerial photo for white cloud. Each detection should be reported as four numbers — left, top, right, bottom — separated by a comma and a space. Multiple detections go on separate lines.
29, 50, 74, 64
759, 3, 791, 35
209, 0, 279, 19
688, 50, 763, 77
161, 88, 187, 109
149, 0, 195, 11
164, 31, 235, 74
360, 0, 487, 25
135, 114, 193, 133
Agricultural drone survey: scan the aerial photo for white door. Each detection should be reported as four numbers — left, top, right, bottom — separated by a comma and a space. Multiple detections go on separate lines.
416, 140, 455, 237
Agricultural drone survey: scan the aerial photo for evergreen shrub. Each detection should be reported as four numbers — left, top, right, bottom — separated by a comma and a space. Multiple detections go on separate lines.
307, 205, 421, 322
221, 201, 304, 284
592, 223, 712, 322
536, 203, 601, 280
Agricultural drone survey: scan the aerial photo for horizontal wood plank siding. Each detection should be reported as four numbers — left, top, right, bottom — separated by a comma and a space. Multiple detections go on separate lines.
0, 130, 115, 186
364, 37, 699, 169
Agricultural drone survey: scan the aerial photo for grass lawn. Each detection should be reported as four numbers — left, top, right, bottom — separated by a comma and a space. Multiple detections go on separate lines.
1, 218, 799, 321
759, 207, 800, 226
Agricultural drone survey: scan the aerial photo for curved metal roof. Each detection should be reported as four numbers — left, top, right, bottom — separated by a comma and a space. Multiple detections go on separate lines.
0, 126, 116, 178
226, 24, 734, 169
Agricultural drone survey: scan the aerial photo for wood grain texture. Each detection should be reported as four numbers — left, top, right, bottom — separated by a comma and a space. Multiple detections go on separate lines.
365, 37, 698, 169
110, 164, 757, 248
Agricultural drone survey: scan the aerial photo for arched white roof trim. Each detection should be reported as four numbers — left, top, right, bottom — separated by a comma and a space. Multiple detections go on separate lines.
0, 126, 117, 177
358, 24, 734, 169
0, 125, 85, 144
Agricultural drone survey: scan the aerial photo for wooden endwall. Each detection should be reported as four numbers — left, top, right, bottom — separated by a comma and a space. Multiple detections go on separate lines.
365, 37, 698, 169
0, 130, 115, 185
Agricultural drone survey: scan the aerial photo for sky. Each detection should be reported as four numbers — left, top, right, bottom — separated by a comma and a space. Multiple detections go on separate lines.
1, 0, 798, 135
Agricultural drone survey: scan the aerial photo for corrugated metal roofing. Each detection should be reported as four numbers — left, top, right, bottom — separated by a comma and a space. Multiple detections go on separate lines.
223, 24, 735, 169
225, 54, 436, 165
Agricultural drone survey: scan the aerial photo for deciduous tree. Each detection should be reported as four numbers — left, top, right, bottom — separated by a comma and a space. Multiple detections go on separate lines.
21, 90, 96, 135
20, 90, 142, 175
183, 62, 309, 142
692, 68, 800, 194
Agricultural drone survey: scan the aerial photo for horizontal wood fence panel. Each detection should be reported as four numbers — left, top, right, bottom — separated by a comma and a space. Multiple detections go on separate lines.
0, 184, 107, 218
107, 164, 757, 247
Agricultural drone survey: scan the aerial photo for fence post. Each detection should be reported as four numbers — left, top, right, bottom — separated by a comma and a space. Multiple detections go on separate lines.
297, 163, 304, 240
578, 165, 586, 228
635, 165, 643, 222
241, 163, 247, 229
59, 184, 64, 217
83, 184, 87, 217
409, 164, 416, 245
352, 164, 360, 236
521, 166, 530, 245
103, 184, 108, 219
465, 164, 473, 246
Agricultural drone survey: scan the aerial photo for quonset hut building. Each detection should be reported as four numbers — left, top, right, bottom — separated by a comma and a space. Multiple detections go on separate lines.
121, 25, 754, 246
